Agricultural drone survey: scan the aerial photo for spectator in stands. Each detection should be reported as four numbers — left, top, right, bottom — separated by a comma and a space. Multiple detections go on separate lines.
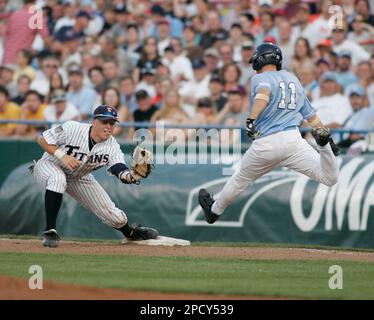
12, 74, 32, 106
278, 20, 294, 71
219, 43, 235, 67
200, 10, 228, 49
347, 61, 374, 106
30, 55, 61, 97
237, 41, 255, 89
298, 63, 320, 101
188, 97, 216, 126
60, 33, 82, 69
156, 19, 172, 56
123, 24, 142, 68
179, 59, 211, 117
133, 36, 160, 83
300, 0, 333, 49
221, 63, 245, 95
348, 14, 374, 53
54, 10, 89, 44
135, 66, 157, 99
211, 89, 245, 143
255, 11, 279, 47
13, 49, 35, 82
133, 89, 158, 131
354, 0, 374, 26
209, 75, 227, 113
228, 23, 244, 63
66, 64, 97, 120
15, 90, 47, 137
203, 47, 220, 75
88, 66, 105, 96
150, 4, 184, 40
291, 37, 313, 77
340, 84, 374, 147
119, 76, 137, 113
331, 26, 370, 66
151, 88, 189, 141
162, 45, 193, 83
312, 72, 352, 129
183, 23, 203, 61
102, 60, 120, 89
0, 85, 20, 137
45, 71, 65, 104
336, 50, 359, 90
152, 76, 173, 109
2, 0, 49, 64
291, 2, 311, 44
0, 64, 17, 98
53, 0, 77, 34
44, 89, 80, 126
99, 35, 133, 78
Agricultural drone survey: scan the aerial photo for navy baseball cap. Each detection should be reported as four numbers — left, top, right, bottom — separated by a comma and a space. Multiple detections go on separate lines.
93, 105, 119, 121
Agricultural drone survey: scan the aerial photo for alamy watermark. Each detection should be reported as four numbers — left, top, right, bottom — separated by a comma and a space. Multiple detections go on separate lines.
28, 265, 43, 290
28, 5, 43, 30
328, 265, 343, 290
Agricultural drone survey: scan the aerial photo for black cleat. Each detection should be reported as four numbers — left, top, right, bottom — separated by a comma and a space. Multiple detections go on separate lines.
198, 189, 219, 224
126, 224, 159, 241
311, 127, 331, 147
42, 229, 60, 248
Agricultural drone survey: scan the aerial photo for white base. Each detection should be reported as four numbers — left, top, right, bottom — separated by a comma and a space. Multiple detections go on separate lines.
122, 236, 190, 246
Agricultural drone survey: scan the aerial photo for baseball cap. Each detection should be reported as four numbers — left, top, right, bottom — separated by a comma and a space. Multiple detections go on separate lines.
191, 59, 206, 69
157, 18, 170, 26
114, 4, 128, 14
67, 64, 83, 75
348, 84, 365, 97
0, 63, 16, 72
164, 45, 175, 53
320, 71, 338, 83
76, 10, 91, 19
135, 89, 149, 100
263, 36, 277, 44
204, 47, 219, 58
197, 97, 212, 108
141, 67, 156, 75
338, 50, 352, 59
242, 40, 254, 49
209, 74, 224, 85
150, 4, 165, 16
213, 32, 228, 42
51, 89, 67, 103
93, 105, 119, 121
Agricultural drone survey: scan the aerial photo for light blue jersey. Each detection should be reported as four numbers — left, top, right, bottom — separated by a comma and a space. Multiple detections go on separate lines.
250, 70, 316, 138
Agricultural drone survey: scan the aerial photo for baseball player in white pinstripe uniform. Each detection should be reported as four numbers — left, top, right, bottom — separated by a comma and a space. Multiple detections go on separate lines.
31, 105, 158, 247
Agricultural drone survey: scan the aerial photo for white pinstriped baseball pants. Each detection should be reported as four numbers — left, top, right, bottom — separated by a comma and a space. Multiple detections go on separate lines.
33, 159, 128, 229
212, 129, 340, 215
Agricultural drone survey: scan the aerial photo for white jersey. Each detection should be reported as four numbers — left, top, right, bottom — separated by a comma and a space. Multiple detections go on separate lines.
32, 120, 128, 229
41, 121, 125, 179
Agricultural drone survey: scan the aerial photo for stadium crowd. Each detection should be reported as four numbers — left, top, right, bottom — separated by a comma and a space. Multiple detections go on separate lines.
0, 0, 374, 147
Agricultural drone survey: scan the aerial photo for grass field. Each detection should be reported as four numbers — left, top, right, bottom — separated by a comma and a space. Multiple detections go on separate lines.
1, 237, 374, 300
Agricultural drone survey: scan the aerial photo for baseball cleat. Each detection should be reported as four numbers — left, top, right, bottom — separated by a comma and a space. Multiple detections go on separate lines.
198, 188, 220, 224
311, 127, 331, 147
126, 224, 159, 241
42, 229, 60, 248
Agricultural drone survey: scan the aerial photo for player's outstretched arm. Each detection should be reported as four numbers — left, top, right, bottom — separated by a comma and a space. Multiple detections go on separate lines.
37, 136, 80, 170
246, 88, 270, 139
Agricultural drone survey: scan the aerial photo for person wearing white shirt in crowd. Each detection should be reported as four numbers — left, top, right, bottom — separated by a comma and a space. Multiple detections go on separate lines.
331, 27, 370, 66
156, 19, 172, 56
134, 67, 157, 99
161, 45, 193, 83
179, 59, 211, 117
312, 72, 353, 129
53, 0, 77, 34
278, 19, 295, 70
44, 89, 80, 127
298, 0, 333, 49
31, 56, 62, 97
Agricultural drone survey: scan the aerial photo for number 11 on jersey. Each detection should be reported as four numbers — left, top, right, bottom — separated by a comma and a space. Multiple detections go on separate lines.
278, 81, 296, 110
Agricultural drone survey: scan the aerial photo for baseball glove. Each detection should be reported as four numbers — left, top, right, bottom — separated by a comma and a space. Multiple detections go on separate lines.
131, 145, 154, 179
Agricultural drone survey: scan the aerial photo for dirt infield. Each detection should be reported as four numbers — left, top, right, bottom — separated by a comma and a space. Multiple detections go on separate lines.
1, 239, 374, 300
1, 238, 374, 262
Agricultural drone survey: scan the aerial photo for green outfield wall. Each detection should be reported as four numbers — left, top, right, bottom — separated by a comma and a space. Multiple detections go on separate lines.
0, 139, 373, 248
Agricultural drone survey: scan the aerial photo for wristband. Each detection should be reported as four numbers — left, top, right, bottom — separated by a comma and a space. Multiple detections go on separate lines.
54, 149, 65, 160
